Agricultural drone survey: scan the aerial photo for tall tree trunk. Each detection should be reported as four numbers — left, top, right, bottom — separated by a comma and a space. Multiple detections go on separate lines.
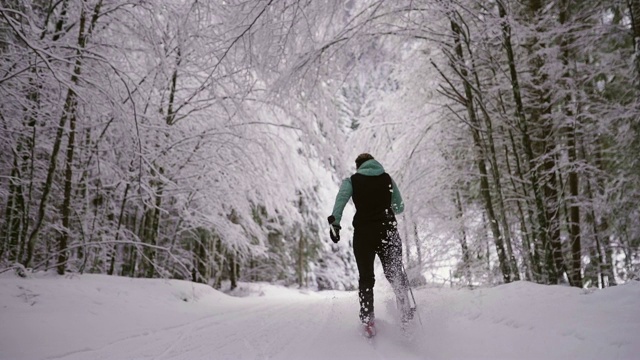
630, 0, 640, 86
20, 115, 38, 264
626, 0, 640, 280
193, 228, 209, 284
122, 211, 139, 277
57, 91, 84, 275
8, 0, 69, 266
505, 119, 540, 281
1, 62, 39, 264
497, 0, 570, 283
523, 7, 562, 281
296, 231, 305, 287
448, 17, 511, 283
503, 140, 535, 281
566, 131, 582, 287
229, 253, 238, 291
23, 0, 102, 270
601, 222, 617, 285
402, 218, 411, 268
541, 129, 564, 283
585, 178, 606, 287
455, 191, 473, 286
147, 200, 161, 279
108, 184, 130, 276
482, 212, 491, 278
467, 49, 520, 281
582, 138, 617, 286
23, 89, 70, 268
413, 223, 422, 271
1, 154, 25, 262
558, 0, 582, 287
212, 235, 224, 289
143, 190, 162, 279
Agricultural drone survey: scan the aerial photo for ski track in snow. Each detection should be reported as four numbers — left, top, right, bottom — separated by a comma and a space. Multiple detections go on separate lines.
44, 293, 425, 360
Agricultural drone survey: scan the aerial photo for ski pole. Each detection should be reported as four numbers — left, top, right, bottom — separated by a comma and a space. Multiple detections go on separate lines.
402, 263, 423, 328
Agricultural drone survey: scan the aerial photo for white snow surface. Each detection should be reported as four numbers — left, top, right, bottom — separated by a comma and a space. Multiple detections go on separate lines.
1, 272, 639, 360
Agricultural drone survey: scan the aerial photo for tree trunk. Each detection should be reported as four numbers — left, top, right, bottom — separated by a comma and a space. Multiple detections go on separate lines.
1, 65, 38, 264
58, 101, 78, 275
496, 0, 569, 283
503, 140, 535, 281
541, 129, 564, 283
147, 205, 161, 278
139, 204, 158, 278
505, 124, 540, 282
229, 253, 238, 290
120, 211, 138, 277
108, 184, 130, 276
629, 0, 640, 86
582, 138, 617, 286
1, 156, 25, 263
23, 0, 102, 270
20, 117, 38, 264
566, 133, 582, 287
212, 235, 224, 289
23, 90, 70, 268
14, 0, 68, 266
448, 17, 511, 283
193, 228, 209, 284
298, 231, 305, 287
143, 193, 162, 279
455, 191, 473, 286
585, 180, 606, 287
467, 47, 520, 281
558, 0, 583, 287
413, 223, 422, 271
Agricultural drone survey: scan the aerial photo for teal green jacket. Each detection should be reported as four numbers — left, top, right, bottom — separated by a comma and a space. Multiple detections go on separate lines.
330, 159, 404, 227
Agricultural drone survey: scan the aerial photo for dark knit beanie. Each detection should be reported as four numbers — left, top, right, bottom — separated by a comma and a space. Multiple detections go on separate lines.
355, 153, 374, 169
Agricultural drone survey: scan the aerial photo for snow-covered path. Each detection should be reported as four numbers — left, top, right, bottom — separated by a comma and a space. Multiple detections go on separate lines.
48, 292, 423, 360
1, 273, 639, 360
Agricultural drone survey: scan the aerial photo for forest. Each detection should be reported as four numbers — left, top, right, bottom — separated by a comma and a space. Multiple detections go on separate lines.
1, 0, 639, 291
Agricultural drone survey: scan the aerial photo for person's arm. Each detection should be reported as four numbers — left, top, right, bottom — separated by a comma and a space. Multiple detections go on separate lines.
390, 178, 404, 215
330, 178, 353, 226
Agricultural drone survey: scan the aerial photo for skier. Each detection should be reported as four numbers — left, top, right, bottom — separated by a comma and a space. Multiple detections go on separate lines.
327, 153, 413, 338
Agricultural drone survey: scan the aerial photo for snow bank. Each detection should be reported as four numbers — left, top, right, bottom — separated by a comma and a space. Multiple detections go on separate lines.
411, 280, 640, 360
0, 272, 233, 360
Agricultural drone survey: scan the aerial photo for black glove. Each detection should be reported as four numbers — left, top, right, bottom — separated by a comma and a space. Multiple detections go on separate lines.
327, 215, 341, 243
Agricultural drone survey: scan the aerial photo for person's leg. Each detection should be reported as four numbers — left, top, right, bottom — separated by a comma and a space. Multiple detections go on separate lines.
377, 226, 412, 321
353, 227, 376, 323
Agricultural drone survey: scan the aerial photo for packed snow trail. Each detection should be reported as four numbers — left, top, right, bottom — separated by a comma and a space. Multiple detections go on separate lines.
46, 289, 423, 360
2, 273, 640, 360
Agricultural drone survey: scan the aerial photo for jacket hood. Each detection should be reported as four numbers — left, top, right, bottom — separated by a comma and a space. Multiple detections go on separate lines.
356, 159, 385, 176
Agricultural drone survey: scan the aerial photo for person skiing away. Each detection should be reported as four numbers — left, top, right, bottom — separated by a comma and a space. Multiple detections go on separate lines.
327, 153, 414, 338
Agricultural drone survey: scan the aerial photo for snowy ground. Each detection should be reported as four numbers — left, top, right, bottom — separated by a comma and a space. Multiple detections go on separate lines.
1, 271, 639, 360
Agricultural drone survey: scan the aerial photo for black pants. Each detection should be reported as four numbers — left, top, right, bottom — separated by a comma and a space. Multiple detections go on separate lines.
353, 223, 410, 323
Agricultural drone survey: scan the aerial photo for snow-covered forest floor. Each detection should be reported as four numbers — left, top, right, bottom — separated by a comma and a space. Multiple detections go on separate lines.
1, 272, 638, 360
